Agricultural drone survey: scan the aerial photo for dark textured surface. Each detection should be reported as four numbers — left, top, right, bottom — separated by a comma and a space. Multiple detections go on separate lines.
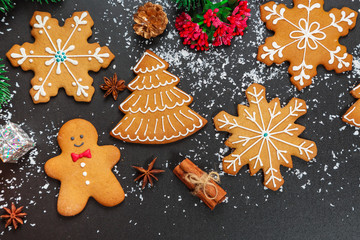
0, 0, 360, 239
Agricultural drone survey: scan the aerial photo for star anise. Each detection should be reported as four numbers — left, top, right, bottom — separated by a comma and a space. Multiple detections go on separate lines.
1, 203, 27, 230
100, 73, 126, 100
133, 157, 165, 189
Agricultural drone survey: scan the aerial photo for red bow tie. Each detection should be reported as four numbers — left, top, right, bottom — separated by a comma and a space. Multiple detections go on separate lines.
71, 149, 92, 162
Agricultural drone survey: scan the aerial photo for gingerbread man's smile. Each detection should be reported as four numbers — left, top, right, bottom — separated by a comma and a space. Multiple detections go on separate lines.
74, 142, 84, 147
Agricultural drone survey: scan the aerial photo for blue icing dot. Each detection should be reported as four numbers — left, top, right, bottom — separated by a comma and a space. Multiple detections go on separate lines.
62, 52, 65, 55
263, 133, 268, 137
64, 56, 67, 59
56, 59, 60, 62
57, 51, 60, 54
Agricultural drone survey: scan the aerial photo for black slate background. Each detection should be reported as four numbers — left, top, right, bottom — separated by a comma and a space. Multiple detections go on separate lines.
0, 0, 360, 239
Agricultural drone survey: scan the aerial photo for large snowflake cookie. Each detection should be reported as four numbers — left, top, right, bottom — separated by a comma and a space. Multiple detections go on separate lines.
257, 0, 357, 90
6, 11, 115, 103
343, 84, 360, 127
214, 83, 317, 191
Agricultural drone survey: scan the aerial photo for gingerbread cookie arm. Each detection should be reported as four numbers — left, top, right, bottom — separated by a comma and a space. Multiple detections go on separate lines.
101, 145, 121, 168
44, 155, 67, 180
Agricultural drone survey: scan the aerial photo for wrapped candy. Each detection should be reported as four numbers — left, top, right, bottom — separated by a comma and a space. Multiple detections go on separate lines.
0, 122, 35, 163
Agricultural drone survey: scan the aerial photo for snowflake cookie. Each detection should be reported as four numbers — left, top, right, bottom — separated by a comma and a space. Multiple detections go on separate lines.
257, 0, 357, 90
6, 11, 115, 103
343, 84, 360, 127
213, 83, 317, 191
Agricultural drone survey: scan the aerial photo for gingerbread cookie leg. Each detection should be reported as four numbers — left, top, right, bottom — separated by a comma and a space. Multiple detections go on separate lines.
91, 177, 125, 207
57, 182, 89, 216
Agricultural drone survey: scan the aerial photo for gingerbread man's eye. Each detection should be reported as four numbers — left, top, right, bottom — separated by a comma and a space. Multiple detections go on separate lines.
71, 137, 74, 141
80, 135, 84, 139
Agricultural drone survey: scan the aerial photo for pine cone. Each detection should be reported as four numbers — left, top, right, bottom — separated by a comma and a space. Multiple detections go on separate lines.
133, 2, 168, 39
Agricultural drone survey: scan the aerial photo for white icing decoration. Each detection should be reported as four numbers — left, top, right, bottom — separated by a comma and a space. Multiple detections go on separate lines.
80, 162, 85, 167
343, 105, 360, 127
216, 86, 314, 188
72, 82, 76, 86
48, 83, 52, 87
262, 0, 355, 85
133, 51, 166, 74
83, 171, 87, 176
85, 180, 90, 185
39, 77, 43, 81
29, 59, 33, 63
10, 11, 111, 101
111, 109, 204, 142
120, 87, 191, 114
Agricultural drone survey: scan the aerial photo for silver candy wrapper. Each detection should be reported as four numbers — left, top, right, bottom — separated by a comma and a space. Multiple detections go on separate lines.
0, 122, 35, 163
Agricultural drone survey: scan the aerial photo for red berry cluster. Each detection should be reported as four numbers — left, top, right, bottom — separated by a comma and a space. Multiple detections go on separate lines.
175, 0, 250, 51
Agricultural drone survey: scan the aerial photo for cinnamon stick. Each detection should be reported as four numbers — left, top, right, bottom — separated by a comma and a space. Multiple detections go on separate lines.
173, 158, 227, 210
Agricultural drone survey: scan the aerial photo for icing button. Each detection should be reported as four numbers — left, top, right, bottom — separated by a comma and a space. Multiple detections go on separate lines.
85, 180, 90, 185
80, 162, 86, 168
83, 171, 87, 177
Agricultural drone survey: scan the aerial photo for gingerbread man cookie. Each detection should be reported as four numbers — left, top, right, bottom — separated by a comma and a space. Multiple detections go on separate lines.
6, 11, 115, 103
45, 119, 124, 216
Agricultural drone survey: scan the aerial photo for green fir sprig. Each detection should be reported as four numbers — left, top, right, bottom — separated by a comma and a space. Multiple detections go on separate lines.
0, 59, 12, 108
1, 0, 61, 13
173, 0, 204, 11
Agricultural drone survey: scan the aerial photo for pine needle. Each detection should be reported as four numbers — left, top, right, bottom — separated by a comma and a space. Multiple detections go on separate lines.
1, 0, 61, 13
173, 0, 203, 11
0, 0, 14, 13
0, 59, 12, 108
32, 0, 62, 4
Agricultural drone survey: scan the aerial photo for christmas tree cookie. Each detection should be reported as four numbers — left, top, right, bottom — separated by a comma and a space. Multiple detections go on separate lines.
343, 84, 360, 127
257, 0, 357, 90
214, 83, 317, 191
111, 50, 207, 144
6, 11, 114, 103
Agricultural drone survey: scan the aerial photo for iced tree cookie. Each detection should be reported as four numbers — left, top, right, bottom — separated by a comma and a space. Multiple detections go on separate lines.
214, 83, 317, 191
45, 119, 124, 216
343, 84, 360, 127
257, 0, 357, 90
6, 11, 115, 103
111, 50, 207, 144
